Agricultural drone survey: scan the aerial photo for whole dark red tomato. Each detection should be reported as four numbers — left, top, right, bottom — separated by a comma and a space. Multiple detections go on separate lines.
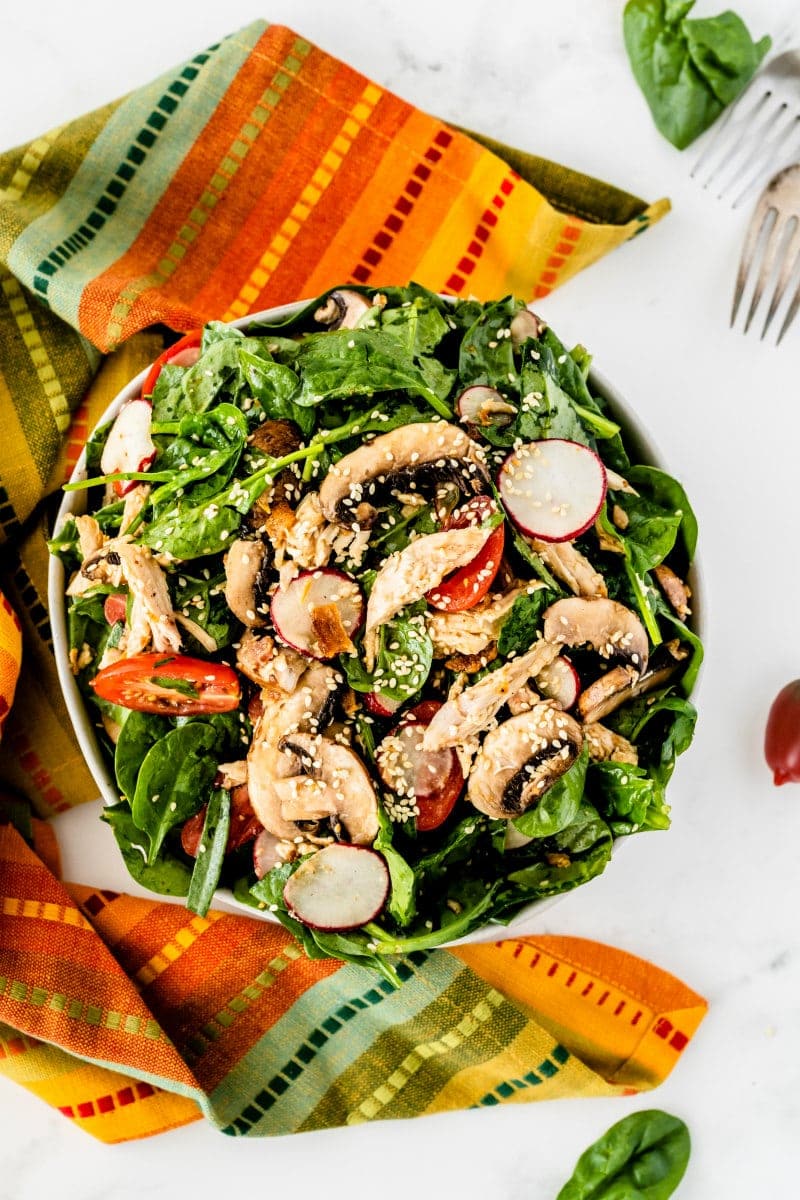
765, 680, 800, 785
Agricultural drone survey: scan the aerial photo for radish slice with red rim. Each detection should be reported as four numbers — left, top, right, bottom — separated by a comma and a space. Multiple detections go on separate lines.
100, 399, 156, 497
377, 701, 464, 831
271, 568, 364, 659
283, 844, 389, 930
535, 655, 580, 709
364, 691, 403, 718
498, 438, 607, 543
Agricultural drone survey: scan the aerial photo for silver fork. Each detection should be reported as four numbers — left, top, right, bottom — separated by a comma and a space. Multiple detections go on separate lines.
730, 164, 800, 345
690, 45, 800, 209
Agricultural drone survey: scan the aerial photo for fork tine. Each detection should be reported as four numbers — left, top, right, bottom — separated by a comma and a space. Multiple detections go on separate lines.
743, 210, 783, 332
776, 266, 800, 345
694, 92, 772, 189
761, 220, 800, 338
731, 201, 774, 327
714, 103, 791, 199
731, 117, 800, 209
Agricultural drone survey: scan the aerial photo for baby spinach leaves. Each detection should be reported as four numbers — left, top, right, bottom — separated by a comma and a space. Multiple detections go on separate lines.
497, 586, 558, 657
556, 1108, 691, 1198
624, 0, 770, 149
101, 803, 193, 897
186, 789, 231, 917
131, 723, 221, 863
342, 603, 433, 705
512, 745, 590, 840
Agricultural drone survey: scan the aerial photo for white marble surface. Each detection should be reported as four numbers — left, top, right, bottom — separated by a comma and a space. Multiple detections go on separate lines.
2, 0, 800, 1194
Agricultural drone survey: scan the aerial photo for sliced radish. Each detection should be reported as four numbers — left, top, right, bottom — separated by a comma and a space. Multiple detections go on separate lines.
456, 385, 516, 429
100, 398, 156, 498
498, 439, 606, 543
283, 843, 389, 930
377, 701, 464, 832
509, 308, 545, 349
364, 691, 403, 718
271, 568, 364, 659
535, 655, 580, 710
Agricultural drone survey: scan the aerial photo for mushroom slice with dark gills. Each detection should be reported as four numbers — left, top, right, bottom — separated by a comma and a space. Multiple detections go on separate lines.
318, 421, 489, 529
543, 596, 649, 676
578, 640, 689, 724
422, 638, 560, 751
314, 289, 373, 330
224, 537, 270, 626
467, 703, 583, 820
246, 661, 341, 841
277, 732, 380, 845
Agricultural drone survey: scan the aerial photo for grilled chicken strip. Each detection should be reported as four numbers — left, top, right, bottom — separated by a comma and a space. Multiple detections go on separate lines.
422, 638, 560, 751
528, 537, 607, 598
426, 585, 531, 657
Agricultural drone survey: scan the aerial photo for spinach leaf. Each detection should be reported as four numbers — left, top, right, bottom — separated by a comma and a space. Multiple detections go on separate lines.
518, 344, 590, 446
379, 294, 451, 357
131, 723, 220, 863
623, 0, 770, 150
101, 803, 192, 897
414, 813, 495, 880
504, 803, 613, 899
114, 711, 171, 802
458, 296, 520, 391
290, 328, 454, 416
659, 608, 703, 695
497, 586, 558, 658
187, 789, 231, 917
48, 516, 82, 573
555, 1108, 691, 1199
374, 805, 417, 927
342, 604, 433, 704
588, 761, 670, 835
628, 464, 698, 559
509, 528, 563, 591
151, 337, 272, 421
511, 745, 590, 839
170, 571, 239, 651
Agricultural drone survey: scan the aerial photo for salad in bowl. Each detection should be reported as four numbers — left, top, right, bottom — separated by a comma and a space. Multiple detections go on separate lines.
49, 284, 701, 983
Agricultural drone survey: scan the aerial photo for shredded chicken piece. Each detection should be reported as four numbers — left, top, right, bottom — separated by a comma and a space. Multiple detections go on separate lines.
364, 527, 492, 667
422, 639, 560, 751
115, 543, 182, 655
529, 537, 607, 598
583, 722, 639, 766
75, 515, 104, 559
427, 586, 529, 657
506, 683, 540, 716
120, 484, 150, 535
654, 564, 692, 620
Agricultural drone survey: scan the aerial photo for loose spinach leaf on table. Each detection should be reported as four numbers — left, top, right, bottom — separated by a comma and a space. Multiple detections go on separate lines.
555, 1108, 691, 1199
623, 0, 770, 149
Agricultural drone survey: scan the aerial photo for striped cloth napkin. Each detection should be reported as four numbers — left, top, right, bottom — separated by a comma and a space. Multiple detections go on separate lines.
0, 20, 704, 1143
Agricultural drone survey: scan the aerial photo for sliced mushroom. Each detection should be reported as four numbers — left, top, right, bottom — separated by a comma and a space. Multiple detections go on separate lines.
583, 723, 638, 765
543, 597, 649, 675
224, 538, 270, 627
278, 732, 380, 845
246, 662, 341, 840
318, 421, 489, 528
467, 703, 583, 819
654, 564, 692, 620
422, 638, 560, 751
528, 538, 608, 598
578, 641, 689, 724
314, 289, 372, 330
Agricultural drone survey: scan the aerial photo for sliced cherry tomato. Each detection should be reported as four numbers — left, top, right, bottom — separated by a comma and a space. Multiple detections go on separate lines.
181, 784, 261, 858
91, 652, 240, 715
426, 495, 505, 613
142, 330, 203, 398
377, 700, 464, 832
103, 593, 128, 626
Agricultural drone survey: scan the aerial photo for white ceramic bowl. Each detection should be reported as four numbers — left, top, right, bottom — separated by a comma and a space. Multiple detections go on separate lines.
48, 300, 702, 942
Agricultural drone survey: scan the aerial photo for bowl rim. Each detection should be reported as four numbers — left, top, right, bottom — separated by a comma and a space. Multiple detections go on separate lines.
47, 297, 703, 944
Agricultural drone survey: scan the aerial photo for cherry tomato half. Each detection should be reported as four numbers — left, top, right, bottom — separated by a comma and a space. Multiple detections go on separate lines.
377, 700, 464, 832
426, 495, 505, 613
91, 653, 240, 715
142, 330, 203, 398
